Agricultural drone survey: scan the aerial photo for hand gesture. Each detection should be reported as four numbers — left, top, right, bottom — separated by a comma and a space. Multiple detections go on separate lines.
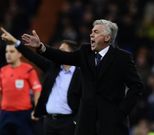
0, 27, 17, 44
22, 30, 41, 48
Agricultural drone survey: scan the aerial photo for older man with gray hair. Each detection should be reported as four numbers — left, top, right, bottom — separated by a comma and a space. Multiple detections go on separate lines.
1, 19, 144, 135
93, 19, 118, 45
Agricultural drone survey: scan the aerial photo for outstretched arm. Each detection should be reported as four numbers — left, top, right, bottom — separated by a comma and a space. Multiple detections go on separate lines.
0, 27, 53, 72
17, 45, 52, 72
38, 45, 81, 66
22, 30, 81, 66
1, 28, 81, 66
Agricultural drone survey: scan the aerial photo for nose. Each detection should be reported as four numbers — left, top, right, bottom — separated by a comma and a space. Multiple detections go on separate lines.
90, 32, 93, 38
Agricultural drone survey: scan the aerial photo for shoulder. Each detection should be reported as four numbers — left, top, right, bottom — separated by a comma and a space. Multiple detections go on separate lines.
114, 47, 133, 59
1, 64, 10, 71
115, 47, 131, 55
20, 62, 34, 72
21, 62, 33, 68
113, 47, 136, 67
112, 47, 135, 66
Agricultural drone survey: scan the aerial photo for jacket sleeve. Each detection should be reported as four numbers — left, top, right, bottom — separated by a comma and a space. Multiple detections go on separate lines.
16, 44, 52, 72
39, 45, 81, 66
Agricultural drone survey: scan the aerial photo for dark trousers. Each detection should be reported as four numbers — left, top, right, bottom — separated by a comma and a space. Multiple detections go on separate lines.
0, 110, 33, 135
32, 118, 44, 135
43, 115, 75, 135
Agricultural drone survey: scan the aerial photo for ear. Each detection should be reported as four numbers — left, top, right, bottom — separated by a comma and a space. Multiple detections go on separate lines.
104, 35, 111, 42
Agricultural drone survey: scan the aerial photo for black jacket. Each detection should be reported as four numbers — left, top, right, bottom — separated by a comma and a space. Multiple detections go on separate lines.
37, 44, 144, 135
0, 43, 6, 68
16, 45, 82, 118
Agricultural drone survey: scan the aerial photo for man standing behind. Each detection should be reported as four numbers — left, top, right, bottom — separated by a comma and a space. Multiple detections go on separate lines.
0, 44, 42, 135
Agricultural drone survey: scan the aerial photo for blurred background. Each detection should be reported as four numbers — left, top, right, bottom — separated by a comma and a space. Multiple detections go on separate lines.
0, 0, 154, 134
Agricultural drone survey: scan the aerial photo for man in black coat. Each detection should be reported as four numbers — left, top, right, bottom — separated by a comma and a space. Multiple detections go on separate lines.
1, 19, 144, 135
0, 29, 82, 135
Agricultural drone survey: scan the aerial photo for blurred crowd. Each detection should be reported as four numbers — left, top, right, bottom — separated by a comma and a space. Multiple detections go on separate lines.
0, 0, 154, 135
0, 0, 41, 38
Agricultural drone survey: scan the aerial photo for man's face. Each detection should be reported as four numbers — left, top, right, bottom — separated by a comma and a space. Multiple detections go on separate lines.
90, 24, 111, 52
59, 43, 72, 52
5, 45, 21, 64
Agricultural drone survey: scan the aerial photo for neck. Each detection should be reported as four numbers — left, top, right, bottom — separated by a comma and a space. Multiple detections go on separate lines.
97, 45, 109, 52
11, 60, 21, 68
63, 65, 71, 71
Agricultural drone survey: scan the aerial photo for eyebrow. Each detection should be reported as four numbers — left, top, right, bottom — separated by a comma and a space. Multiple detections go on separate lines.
92, 29, 99, 33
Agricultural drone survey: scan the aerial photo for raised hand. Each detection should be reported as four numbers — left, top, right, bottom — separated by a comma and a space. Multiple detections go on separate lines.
0, 27, 17, 44
22, 30, 41, 48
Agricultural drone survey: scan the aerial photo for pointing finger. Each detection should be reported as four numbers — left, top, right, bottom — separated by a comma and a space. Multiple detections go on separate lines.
0, 27, 9, 34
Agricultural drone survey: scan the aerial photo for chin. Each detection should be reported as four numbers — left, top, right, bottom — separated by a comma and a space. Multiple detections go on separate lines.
6, 60, 12, 64
91, 48, 94, 51
91, 46, 95, 51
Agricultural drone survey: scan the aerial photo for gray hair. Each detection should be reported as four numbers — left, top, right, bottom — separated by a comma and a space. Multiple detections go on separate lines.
93, 19, 118, 44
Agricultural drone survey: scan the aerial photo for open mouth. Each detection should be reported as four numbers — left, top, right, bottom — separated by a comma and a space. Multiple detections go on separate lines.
91, 39, 95, 45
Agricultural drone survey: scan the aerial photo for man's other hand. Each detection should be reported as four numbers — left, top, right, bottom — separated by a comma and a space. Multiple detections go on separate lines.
22, 30, 41, 48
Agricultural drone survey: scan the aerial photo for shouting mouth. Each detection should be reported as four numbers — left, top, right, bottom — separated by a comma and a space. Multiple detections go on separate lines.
91, 39, 95, 48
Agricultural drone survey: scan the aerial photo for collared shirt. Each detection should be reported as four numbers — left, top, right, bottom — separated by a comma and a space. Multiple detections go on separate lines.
98, 46, 110, 59
46, 66, 75, 114
95, 46, 110, 65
